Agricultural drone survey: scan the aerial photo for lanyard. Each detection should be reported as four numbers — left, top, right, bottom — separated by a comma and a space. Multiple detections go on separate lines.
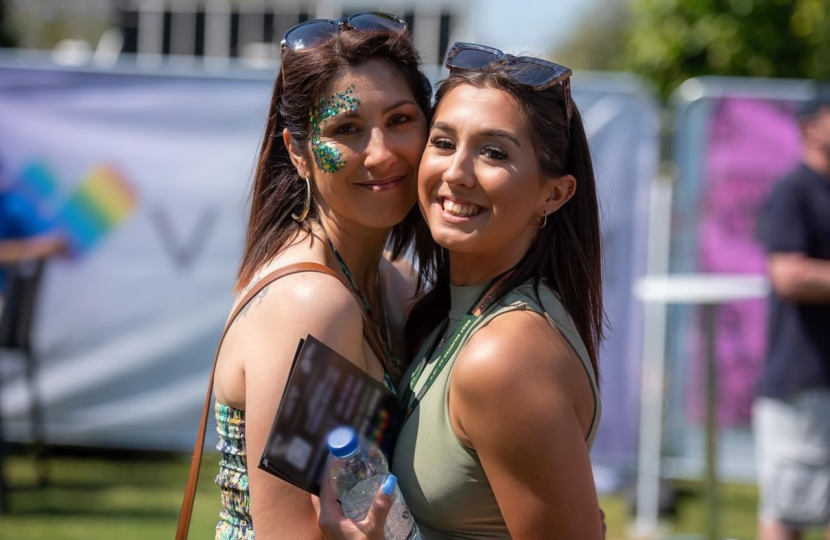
400, 269, 516, 422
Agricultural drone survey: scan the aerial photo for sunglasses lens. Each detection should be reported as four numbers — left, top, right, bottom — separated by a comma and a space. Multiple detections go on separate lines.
348, 12, 406, 32
451, 48, 500, 70
506, 62, 558, 87
284, 21, 337, 50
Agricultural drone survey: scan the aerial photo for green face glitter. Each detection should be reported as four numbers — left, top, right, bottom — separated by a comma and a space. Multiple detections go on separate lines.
309, 84, 362, 173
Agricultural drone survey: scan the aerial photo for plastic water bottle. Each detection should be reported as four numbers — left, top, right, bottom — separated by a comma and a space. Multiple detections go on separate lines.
326, 427, 422, 540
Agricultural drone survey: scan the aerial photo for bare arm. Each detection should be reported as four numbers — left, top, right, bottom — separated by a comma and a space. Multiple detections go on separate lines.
450, 311, 602, 540
768, 252, 830, 303
0, 234, 64, 263
226, 273, 374, 540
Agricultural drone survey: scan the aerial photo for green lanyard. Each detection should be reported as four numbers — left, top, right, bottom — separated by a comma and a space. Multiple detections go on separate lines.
400, 269, 515, 422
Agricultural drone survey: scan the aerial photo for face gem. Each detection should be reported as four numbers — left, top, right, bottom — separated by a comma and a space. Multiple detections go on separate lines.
309, 84, 361, 173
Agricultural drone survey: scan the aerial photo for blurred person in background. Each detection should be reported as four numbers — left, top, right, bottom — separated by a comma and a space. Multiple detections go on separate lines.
0, 171, 64, 514
317, 42, 604, 540
754, 94, 830, 540
207, 13, 431, 540
0, 181, 64, 306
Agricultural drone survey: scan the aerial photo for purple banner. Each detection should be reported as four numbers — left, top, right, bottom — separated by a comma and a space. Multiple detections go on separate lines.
688, 97, 801, 425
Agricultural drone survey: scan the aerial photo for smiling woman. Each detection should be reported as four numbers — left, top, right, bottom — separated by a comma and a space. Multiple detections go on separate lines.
316, 42, 604, 540
186, 15, 433, 540
419, 84, 573, 279
289, 61, 427, 234
315, 42, 605, 540
394, 45, 603, 540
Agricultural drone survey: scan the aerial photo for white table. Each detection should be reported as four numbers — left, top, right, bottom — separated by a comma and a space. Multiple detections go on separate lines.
632, 274, 768, 540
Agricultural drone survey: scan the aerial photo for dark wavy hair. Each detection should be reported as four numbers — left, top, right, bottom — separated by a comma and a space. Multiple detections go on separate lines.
235, 28, 432, 290
406, 64, 604, 385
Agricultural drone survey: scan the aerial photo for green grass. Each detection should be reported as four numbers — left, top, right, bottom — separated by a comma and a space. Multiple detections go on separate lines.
1, 451, 222, 540
0, 451, 828, 540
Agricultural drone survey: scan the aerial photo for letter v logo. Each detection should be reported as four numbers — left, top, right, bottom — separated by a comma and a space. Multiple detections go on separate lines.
150, 205, 219, 269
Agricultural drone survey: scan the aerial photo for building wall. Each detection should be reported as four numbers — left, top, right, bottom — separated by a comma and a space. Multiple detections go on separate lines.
8, 0, 474, 67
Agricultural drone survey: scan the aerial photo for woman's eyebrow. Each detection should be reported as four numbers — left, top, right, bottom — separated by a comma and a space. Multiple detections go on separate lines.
480, 129, 522, 148
383, 99, 418, 114
431, 121, 456, 134
432, 122, 522, 148
333, 99, 418, 120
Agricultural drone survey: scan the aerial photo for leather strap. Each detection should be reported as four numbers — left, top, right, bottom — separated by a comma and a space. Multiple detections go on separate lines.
175, 261, 389, 539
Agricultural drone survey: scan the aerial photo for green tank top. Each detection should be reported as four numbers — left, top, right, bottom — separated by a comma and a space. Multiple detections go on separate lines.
391, 280, 601, 540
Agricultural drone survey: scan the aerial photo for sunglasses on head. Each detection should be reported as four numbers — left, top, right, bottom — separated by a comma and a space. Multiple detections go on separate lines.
280, 12, 407, 54
445, 41, 573, 126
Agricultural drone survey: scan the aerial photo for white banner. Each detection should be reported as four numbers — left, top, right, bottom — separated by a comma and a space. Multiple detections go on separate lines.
0, 62, 659, 464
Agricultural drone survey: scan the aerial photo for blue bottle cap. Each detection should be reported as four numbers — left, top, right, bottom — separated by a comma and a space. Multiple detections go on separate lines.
327, 426, 358, 458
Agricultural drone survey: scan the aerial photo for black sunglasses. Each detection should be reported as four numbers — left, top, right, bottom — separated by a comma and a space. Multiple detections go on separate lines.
445, 41, 573, 126
280, 12, 407, 54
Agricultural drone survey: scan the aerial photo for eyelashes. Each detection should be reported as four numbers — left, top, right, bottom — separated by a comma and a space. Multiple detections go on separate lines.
335, 124, 358, 135
482, 145, 508, 161
328, 113, 416, 136
429, 136, 454, 150
428, 136, 509, 161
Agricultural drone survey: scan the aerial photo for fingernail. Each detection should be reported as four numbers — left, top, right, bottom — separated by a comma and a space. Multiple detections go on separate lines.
382, 474, 397, 496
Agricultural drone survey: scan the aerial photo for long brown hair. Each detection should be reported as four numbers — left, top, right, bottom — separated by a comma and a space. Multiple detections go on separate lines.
406, 65, 605, 385
235, 28, 432, 290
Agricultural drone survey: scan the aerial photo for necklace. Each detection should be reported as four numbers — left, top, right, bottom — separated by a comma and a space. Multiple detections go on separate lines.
319, 225, 400, 384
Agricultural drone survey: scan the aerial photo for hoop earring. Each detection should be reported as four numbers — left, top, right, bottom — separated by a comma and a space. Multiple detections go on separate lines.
292, 177, 312, 222
537, 212, 547, 229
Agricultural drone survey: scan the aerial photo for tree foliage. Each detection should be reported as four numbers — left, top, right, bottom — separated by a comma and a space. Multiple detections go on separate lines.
553, 0, 631, 72
623, 0, 830, 100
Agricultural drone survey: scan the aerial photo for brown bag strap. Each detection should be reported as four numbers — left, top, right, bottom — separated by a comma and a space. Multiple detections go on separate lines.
175, 261, 389, 539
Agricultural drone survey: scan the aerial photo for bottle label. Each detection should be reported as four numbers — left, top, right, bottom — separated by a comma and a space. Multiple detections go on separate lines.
384, 486, 417, 539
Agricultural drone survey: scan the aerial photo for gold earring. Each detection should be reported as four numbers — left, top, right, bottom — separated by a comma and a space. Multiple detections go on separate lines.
537, 212, 548, 229
292, 177, 312, 222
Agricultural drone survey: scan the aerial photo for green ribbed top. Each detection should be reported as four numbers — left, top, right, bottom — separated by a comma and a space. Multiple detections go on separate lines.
391, 281, 601, 540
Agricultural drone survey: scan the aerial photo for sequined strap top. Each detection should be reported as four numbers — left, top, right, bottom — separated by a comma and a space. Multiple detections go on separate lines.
214, 402, 253, 540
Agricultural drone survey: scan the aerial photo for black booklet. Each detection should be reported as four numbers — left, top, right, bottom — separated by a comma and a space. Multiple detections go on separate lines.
258, 334, 402, 495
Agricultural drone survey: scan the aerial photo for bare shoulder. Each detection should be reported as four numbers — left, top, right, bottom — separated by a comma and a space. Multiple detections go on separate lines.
450, 308, 596, 441
449, 310, 602, 538
454, 310, 585, 399
234, 270, 361, 332
225, 269, 367, 373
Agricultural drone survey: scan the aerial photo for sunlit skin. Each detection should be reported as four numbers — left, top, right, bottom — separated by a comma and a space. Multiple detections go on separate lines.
418, 84, 575, 286
295, 60, 428, 242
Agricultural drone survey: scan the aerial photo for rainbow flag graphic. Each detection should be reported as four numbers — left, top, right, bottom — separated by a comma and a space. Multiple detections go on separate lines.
368, 409, 392, 449
56, 165, 137, 256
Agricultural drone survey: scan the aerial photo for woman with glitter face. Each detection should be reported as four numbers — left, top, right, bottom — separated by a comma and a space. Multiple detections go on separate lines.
206, 14, 431, 540
317, 42, 604, 540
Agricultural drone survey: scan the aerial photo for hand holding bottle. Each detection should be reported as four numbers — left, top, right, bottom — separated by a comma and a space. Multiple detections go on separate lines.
316, 427, 421, 540
316, 472, 396, 540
